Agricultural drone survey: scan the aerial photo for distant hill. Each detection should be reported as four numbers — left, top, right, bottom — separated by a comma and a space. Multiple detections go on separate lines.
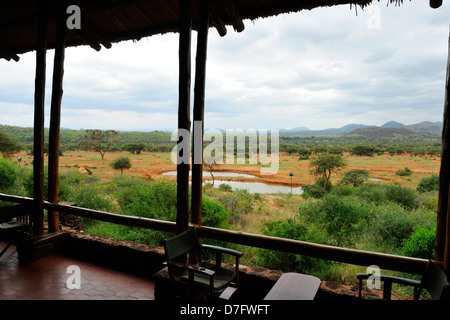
404, 121, 442, 136
281, 123, 375, 135
346, 126, 437, 140
280, 120, 442, 137
381, 121, 404, 128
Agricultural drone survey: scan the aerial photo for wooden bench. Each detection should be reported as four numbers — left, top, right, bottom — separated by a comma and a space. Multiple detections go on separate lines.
264, 272, 321, 300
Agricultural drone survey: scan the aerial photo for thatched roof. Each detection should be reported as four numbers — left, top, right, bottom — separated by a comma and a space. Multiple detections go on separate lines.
0, 0, 421, 61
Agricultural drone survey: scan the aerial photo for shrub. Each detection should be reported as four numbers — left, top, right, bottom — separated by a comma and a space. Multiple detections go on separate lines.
69, 184, 114, 212
351, 145, 375, 156
219, 189, 254, 223
318, 195, 371, 247
357, 183, 385, 204
402, 226, 436, 259
201, 197, 229, 229
59, 170, 99, 201
384, 184, 417, 209
330, 185, 355, 196
116, 179, 177, 221
218, 183, 232, 192
339, 169, 370, 187
417, 174, 439, 193
299, 194, 371, 247
301, 184, 326, 199
0, 157, 18, 191
396, 167, 412, 176
416, 191, 438, 211
372, 203, 416, 248
111, 157, 131, 174
259, 218, 329, 273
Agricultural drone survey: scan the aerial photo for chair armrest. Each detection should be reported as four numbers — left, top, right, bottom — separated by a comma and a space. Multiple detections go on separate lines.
357, 273, 421, 287
200, 244, 243, 258
164, 261, 215, 277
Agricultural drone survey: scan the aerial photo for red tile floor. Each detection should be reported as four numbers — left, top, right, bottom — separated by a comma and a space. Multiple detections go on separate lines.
0, 242, 155, 300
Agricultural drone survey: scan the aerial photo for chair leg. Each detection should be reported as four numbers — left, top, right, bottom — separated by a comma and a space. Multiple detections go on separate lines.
383, 280, 393, 299
0, 242, 12, 258
358, 279, 363, 298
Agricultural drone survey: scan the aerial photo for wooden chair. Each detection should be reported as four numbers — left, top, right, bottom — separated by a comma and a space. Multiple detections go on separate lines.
357, 260, 449, 300
0, 204, 31, 259
163, 226, 243, 300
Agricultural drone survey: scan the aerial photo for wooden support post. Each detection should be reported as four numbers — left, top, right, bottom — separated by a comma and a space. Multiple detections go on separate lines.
191, 0, 210, 227
176, 0, 193, 235
32, 0, 48, 236
48, 5, 67, 233
436, 30, 450, 275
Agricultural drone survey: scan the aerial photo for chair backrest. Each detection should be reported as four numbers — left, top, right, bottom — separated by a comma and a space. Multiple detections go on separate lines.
419, 260, 449, 300
163, 227, 198, 261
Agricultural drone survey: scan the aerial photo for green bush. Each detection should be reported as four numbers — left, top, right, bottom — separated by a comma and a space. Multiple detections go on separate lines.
331, 185, 356, 196
0, 157, 18, 191
69, 184, 114, 212
302, 183, 328, 199
357, 183, 385, 204
116, 178, 177, 221
219, 189, 254, 223
372, 203, 416, 248
416, 191, 438, 211
315, 177, 332, 191
384, 184, 417, 209
201, 197, 229, 229
299, 194, 371, 247
396, 167, 412, 176
259, 218, 329, 273
417, 174, 439, 193
339, 169, 370, 187
218, 183, 232, 192
111, 156, 131, 174
318, 195, 371, 247
402, 226, 436, 259
59, 170, 99, 202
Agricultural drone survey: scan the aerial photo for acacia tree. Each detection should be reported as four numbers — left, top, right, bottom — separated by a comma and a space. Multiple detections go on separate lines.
111, 157, 131, 175
310, 153, 346, 190
80, 129, 117, 160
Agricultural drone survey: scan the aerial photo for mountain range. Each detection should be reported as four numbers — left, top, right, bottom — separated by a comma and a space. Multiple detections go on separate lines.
280, 121, 443, 137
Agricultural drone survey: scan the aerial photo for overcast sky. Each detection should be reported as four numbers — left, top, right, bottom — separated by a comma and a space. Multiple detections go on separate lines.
0, 1, 449, 132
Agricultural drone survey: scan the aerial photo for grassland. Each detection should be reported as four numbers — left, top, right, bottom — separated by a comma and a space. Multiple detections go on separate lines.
3, 148, 440, 294
14, 149, 440, 188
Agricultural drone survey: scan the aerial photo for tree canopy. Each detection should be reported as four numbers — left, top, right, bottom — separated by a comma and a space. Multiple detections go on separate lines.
310, 153, 346, 189
80, 129, 117, 160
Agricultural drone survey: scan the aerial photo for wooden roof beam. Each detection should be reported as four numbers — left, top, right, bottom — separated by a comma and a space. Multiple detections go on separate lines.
221, 0, 245, 33
68, 13, 113, 50
209, 8, 227, 37
70, 29, 103, 51
0, 48, 20, 61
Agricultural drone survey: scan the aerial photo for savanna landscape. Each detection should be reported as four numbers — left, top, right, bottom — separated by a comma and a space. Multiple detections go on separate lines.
0, 124, 443, 298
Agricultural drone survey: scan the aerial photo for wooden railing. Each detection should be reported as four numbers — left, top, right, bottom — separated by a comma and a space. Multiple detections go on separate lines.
0, 192, 431, 275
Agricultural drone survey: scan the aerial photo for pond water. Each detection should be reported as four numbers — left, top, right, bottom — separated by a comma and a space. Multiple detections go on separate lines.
213, 180, 303, 195
161, 171, 258, 178
161, 171, 302, 195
